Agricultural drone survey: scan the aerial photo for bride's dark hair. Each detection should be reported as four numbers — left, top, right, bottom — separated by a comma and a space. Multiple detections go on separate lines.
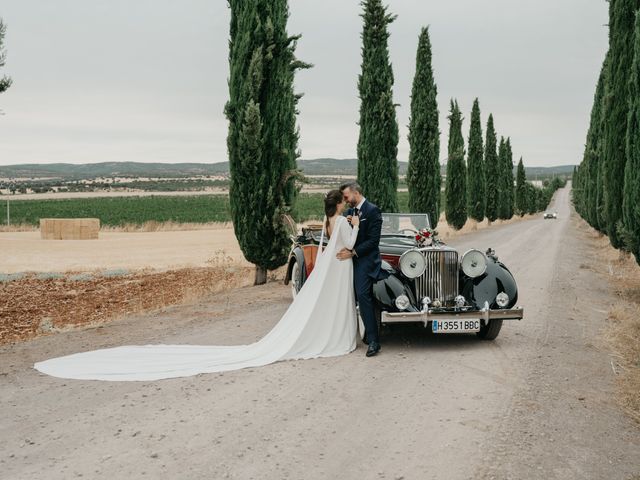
324, 189, 343, 235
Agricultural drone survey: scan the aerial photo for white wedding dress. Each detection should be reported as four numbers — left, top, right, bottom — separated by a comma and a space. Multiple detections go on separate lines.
34, 216, 359, 381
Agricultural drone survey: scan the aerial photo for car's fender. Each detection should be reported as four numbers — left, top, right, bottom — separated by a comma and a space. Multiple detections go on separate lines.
460, 257, 518, 309
284, 247, 306, 286
373, 274, 419, 313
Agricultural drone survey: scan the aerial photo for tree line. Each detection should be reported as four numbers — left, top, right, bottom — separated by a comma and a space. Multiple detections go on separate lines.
226, 0, 566, 283
405, 28, 562, 231
573, 0, 640, 265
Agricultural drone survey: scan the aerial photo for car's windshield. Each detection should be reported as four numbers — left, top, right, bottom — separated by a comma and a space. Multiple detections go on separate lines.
381, 213, 431, 235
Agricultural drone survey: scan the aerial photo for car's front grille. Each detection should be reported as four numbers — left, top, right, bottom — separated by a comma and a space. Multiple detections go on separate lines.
415, 249, 459, 304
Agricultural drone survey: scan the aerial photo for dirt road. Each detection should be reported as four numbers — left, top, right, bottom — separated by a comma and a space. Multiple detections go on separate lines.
1, 185, 638, 480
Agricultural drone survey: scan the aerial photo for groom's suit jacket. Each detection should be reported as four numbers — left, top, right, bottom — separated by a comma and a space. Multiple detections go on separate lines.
347, 200, 388, 281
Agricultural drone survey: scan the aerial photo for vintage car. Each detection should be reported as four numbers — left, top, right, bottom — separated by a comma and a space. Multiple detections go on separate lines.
284, 213, 524, 341
543, 211, 558, 219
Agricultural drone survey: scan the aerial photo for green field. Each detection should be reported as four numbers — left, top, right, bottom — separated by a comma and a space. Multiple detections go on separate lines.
0, 191, 427, 227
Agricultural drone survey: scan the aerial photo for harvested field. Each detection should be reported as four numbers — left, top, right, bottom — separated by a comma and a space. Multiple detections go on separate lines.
0, 229, 249, 273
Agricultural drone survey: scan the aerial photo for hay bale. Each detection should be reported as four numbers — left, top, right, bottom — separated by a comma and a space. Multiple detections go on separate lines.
40, 218, 100, 240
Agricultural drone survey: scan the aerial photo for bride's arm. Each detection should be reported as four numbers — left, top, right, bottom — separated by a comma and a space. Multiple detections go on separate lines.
339, 216, 359, 250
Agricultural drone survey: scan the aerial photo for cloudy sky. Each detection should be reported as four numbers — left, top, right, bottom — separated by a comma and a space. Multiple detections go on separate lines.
0, 1, 608, 167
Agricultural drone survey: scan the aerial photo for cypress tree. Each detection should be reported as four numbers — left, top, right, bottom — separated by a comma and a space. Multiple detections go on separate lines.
445, 100, 467, 230
602, 0, 640, 248
497, 137, 509, 219
407, 27, 440, 226
515, 157, 527, 216
466, 98, 485, 221
573, 52, 609, 233
357, 0, 399, 212
484, 114, 499, 222
593, 54, 609, 234
584, 58, 607, 230
595, 144, 607, 232
526, 184, 537, 215
504, 137, 515, 218
622, 12, 640, 263
225, 0, 309, 285
537, 188, 545, 212
0, 18, 12, 95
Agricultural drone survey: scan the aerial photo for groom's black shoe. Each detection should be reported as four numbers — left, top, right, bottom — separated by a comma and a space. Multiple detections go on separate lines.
366, 341, 381, 357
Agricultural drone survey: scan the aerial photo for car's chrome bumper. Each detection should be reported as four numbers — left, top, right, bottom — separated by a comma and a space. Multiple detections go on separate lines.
381, 306, 524, 324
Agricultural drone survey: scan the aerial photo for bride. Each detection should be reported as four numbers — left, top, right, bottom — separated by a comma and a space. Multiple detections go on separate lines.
34, 190, 360, 381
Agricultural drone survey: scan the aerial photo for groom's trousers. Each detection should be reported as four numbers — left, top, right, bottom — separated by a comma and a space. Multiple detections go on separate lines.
354, 272, 378, 344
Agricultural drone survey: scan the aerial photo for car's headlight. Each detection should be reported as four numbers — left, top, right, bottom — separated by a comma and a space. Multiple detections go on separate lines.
496, 292, 509, 307
399, 249, 426, 279
395, 294, 411, 311
461, 249, 488, 278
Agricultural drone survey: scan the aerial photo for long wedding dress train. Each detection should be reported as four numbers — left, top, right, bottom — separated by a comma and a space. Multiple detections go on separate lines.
34, 216, 359, 381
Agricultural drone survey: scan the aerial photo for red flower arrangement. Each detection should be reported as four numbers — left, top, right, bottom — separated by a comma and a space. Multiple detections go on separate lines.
415, 228, 437, 245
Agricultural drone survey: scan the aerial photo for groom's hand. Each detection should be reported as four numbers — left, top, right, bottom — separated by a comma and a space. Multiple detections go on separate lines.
336, 248, 354, 261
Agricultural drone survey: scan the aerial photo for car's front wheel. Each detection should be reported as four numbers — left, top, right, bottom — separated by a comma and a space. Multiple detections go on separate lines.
476, 319, 503, 340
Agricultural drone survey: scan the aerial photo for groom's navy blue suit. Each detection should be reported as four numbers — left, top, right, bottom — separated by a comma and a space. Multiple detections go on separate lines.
347, 200, 388, 344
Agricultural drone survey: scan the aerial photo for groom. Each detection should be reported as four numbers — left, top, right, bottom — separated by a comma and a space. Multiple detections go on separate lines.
337, 182, 388, 357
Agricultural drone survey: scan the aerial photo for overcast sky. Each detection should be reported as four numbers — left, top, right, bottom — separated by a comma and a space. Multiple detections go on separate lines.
0, 1, 608, 167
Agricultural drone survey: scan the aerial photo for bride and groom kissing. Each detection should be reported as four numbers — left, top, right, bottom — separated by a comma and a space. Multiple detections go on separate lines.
335, 182, 388, 357
34, 182, 388, 381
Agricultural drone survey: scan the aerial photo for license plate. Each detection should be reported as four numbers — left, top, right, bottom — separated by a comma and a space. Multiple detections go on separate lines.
432, 319, 481, 333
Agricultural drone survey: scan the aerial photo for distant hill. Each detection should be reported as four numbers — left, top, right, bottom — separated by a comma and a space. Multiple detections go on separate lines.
297, 158, 410, 175
516, 165, 576, 177
0, 159, 574, 179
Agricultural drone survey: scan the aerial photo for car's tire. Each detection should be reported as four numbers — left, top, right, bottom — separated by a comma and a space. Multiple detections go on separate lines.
476, 319, 503, 340
290, 258, 302, 299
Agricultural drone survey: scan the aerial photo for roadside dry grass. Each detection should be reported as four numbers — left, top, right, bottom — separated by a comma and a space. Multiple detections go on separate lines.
0, 221, 234, 233
578, 218, 640, 423
0, 223, 36, 232
101, 220, 235, 232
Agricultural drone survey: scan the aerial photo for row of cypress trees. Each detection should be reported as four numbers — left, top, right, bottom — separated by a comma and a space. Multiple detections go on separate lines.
573, 0, 640, 264
516, 158, 564, 216
440, 98, 555, 229
405, 28, 556, 230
